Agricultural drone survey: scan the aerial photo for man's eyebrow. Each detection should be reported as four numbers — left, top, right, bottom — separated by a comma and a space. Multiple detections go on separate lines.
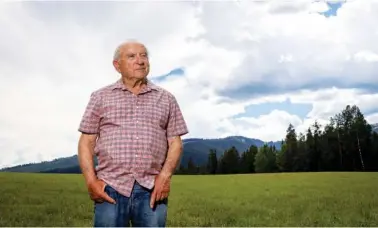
125, 52, 136, 57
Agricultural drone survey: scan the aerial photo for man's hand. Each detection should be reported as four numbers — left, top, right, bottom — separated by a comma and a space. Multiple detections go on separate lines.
150, 172, 171, 208
87, 179, 116, 204
149, 136, 183, 208
78, 133, 115, 204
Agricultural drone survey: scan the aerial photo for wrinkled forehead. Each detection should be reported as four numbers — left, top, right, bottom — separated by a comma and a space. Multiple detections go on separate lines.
121, 43, 148, 55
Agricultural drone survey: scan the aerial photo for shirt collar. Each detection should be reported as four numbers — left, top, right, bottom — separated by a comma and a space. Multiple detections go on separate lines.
111, 78, 159, 92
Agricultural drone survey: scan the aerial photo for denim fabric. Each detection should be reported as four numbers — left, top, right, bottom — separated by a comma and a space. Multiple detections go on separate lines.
94, 181, 168, 227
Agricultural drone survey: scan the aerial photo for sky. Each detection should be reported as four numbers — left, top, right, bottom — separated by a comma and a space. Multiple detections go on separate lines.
1, 0, 378, 168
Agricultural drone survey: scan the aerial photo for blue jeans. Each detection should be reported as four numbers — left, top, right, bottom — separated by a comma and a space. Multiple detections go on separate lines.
93, 181, 168, 227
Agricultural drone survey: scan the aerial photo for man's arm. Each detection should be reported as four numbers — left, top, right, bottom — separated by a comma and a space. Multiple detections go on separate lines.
78, 133, 98, 185
149, 94, 188, 208
161, 136, 183, 177
150, 136, 183, 208
78, 133, 115, 204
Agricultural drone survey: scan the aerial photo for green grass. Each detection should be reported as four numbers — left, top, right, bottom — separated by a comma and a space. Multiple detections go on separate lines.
0, 172, 377, 226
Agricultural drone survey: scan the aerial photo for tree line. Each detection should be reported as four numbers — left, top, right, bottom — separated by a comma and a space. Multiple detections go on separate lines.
177, 105, 378, 174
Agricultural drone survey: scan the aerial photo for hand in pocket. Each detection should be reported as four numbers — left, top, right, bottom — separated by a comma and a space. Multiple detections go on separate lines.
87, 179, 116, 204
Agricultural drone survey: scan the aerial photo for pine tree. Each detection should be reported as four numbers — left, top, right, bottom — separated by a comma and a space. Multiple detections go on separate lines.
255, 144, 277, 173
207, 149, 218, 174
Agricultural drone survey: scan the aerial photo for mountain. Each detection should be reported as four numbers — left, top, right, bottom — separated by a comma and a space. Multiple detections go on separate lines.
181, 136, 281, 166
0, 136, 281, 174
0, 155, 88, 173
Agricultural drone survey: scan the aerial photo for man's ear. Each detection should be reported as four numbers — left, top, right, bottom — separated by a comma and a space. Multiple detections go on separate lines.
112, 60, 121, 73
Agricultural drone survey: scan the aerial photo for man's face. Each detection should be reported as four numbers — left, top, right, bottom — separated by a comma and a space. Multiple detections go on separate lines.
113, 43, 150, 79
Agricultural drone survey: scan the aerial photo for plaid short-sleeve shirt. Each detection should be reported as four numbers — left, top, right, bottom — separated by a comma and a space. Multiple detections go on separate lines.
78, 79, 189, 197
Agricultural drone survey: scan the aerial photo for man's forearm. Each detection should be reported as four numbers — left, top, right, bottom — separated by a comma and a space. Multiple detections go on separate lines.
78, 136, 97, 185
160, 137, 183, 177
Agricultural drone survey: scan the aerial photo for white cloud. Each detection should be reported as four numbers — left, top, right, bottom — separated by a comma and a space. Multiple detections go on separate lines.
234, 88, 378, 141
193, 0, 378, 91
228, 110, 303, 142
366, 113, 378, 125
1, 1, 378, 168
354, 51, 378, 62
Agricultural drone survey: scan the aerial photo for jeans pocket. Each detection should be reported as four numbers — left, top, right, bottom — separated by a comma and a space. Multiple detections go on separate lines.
104, 185, 117, 200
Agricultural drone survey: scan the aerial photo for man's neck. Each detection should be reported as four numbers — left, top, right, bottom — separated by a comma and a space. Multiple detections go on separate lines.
121, 77, 147, 94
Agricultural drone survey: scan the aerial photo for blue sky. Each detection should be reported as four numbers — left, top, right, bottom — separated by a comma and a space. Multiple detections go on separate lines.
233, 99, 313, 119
1, 0, 378, 168
153, 68, 185, 83
321, 2, 344, 17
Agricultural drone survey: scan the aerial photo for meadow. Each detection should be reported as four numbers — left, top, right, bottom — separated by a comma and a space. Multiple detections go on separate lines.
0, 172, 377, 227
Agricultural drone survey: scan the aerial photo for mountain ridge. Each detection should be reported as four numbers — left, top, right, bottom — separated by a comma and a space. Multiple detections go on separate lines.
3, 122, 377, 174
0, 135, 282, 173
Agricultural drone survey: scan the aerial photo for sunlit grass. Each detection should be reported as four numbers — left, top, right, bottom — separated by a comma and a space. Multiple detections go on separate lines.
0, 172, 377, 226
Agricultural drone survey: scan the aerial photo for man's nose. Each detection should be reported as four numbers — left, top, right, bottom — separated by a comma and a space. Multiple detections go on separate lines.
135, 55, 144, 64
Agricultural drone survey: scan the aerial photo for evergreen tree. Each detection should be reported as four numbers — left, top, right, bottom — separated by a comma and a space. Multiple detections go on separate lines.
276, 141, 286, 172
280, 123, 298, 172
180, 104, 378, 175
370, 132, 378, 171
219, 146, 240, 174
311, 121, 322, 171
297, 132, 308, 171
207, 149, 218, 174
320, 121, 340, 171
240, 145, 258, 173
187, 157, 196, 174
254, 144, 277, 173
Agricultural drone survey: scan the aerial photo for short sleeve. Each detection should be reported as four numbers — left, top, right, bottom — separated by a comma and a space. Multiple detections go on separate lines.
78, 92, 102, 134
166, 95, 189, 139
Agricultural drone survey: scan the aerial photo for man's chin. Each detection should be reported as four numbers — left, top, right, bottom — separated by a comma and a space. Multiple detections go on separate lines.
136, 73, 149, 79
135, 75, 148, 80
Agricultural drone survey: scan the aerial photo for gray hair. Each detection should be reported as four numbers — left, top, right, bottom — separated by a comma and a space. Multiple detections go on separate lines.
113, 39, 149, 61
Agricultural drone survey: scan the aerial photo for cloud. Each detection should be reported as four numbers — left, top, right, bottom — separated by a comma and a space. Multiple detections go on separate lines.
366, 113, 378, 125
228, 109, 303, 142
0, 1, 213, 168
224, 88, 378, 141
1, 1, 378, 168
193, 1, 378, 98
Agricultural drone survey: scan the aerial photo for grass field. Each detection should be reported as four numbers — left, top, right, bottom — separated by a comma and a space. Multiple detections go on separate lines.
0, 172, 377, 227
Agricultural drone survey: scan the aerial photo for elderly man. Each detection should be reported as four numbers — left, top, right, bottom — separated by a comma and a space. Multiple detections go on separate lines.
77, 40, 188, 227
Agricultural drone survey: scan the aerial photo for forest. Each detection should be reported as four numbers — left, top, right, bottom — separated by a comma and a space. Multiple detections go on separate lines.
177, 105, 378, 174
